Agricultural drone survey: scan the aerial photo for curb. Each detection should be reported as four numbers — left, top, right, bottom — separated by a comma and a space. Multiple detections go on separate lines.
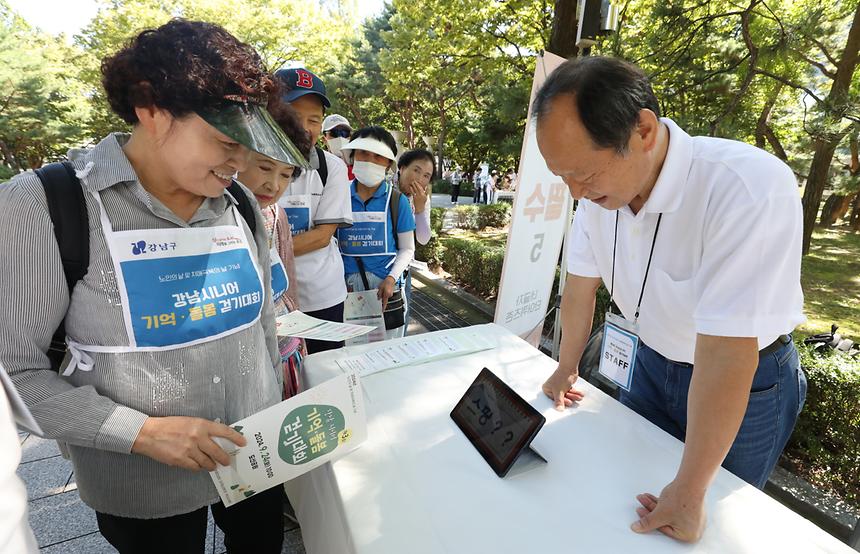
765, 466, 859, 546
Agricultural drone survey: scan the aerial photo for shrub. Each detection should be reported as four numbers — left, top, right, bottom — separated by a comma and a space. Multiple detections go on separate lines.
415, 236, 444, 270
439, 237, 505, 297
0, 165, 17, 181
785, 343, 860, 505
430, 207, 445, 235
432, 178, 473, 198
453, 205, 479, 229
476, 203, 511, 229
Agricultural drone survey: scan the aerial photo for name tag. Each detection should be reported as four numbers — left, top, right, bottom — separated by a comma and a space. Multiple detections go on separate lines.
598, 312, 640, 391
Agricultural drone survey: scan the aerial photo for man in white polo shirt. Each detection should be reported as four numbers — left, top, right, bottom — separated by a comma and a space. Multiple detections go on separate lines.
275, 67, 354, 353
536, 57, 806, 543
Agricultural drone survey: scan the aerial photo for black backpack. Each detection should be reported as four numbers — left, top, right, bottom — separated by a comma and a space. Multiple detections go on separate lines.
34, 161, 258, 371
315, 146, 328, 186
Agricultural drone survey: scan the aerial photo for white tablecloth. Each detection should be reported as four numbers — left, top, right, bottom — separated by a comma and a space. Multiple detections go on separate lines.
286, 324, 852, 553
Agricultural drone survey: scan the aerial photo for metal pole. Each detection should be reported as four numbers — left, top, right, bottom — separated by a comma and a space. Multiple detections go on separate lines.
551, 200, 575, 360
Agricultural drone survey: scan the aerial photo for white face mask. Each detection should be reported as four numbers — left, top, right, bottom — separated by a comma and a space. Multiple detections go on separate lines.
327, 137, 348, 155
353, 160, 387, 188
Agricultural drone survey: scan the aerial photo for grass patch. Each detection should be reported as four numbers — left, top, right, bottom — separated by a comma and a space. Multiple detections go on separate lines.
801, 227, 860, 337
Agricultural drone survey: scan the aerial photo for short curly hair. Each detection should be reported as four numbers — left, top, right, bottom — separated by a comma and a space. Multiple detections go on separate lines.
101, 19, 274, 124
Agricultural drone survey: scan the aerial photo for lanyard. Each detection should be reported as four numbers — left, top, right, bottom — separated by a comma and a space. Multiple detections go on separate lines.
609, 211, 663, 323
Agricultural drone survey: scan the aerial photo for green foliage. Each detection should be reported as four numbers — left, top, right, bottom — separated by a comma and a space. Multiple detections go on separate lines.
787, 342, 860, 505
429, 207, 446, 235
450, 204, 510, 230
431, 179, 474, 197
0, 3, 91, 169
415, 236, 444, 270
75, 0, 359, 142
0, 164, 16, 180
475, 203, 511, 229
439, 237, 505, 297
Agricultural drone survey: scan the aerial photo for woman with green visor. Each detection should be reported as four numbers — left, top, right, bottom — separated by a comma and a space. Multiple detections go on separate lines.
0, 20, 307, 553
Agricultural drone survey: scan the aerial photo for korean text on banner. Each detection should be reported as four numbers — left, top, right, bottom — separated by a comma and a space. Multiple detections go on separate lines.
494, 52, 570, 344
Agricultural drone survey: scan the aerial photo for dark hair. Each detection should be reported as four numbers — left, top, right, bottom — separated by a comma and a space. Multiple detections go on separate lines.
532, 56, 660, 153
349, 126, 398, 159
397, 149, 436, 180
102, 19, 273, 125
267, 93, 313, 160
263, 95, 311, 177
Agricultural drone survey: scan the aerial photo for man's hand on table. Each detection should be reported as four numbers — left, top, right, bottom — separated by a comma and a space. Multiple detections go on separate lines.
631, 479, 706, 543
541, 365, 585, 411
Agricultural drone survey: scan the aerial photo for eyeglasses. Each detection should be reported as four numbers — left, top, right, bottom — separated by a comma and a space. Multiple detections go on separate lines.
326, 128, 351, 139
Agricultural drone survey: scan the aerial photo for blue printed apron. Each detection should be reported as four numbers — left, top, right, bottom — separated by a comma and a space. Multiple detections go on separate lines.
65, 190, 265, 376
338, 187, 392, 257
280, 194, 312, 235
269, 245, 288, 301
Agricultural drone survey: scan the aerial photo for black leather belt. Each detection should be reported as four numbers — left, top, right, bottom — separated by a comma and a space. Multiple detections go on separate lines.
759, 334, 792, 358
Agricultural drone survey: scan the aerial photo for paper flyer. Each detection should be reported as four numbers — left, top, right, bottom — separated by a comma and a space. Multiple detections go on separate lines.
336, 328, 499, 377
344, 291, 387, 345
275, 310, 375, 341
209, 373, 367, 507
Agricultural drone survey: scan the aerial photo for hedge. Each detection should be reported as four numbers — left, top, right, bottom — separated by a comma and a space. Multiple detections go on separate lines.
451, 204, 511, 230
785, 344, 860, 505
431, 178, 474, 197
438, 238, 505, 297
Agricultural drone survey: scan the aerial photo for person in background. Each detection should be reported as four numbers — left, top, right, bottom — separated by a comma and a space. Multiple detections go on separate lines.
237, 96, 312, 398
487, 169, 499, 204
322, 114, 354, 180
396, 148, 436, 328
473, 170, 483, 204
274, 67, 354, 354
338, 126, 416, 340
450, 167, 462, 204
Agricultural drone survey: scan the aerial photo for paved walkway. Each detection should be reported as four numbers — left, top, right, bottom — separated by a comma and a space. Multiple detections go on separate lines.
18, 284, 468, 552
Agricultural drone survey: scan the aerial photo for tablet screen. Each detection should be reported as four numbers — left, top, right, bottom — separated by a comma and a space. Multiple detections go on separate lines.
450, 368, 545, 477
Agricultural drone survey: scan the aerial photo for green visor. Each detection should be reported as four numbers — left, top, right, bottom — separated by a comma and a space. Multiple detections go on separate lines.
197, 98, 309, 169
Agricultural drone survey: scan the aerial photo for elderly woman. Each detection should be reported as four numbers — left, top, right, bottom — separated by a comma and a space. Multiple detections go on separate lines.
237, 96, 313, 397
338, 126, 416, 339
0, 19, 307, 553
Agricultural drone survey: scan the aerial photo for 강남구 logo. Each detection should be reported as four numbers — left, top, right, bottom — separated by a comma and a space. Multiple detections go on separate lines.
131, 240, 147, 255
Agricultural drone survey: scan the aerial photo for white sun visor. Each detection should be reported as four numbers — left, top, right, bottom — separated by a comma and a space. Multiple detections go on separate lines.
341, 137, 397, 162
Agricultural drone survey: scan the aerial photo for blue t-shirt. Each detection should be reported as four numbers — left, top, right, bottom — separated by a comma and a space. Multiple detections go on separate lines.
339, 180, 416, 280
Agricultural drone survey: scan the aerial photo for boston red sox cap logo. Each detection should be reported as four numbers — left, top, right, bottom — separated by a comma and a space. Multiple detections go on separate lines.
295, 69, 315, 89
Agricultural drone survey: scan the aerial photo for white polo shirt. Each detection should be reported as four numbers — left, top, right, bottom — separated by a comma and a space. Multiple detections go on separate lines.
567, 118, 805, 364
279, 148, 353, 312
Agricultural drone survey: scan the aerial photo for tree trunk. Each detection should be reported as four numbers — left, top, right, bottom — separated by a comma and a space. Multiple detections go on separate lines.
755, 84, 788, 161
819, 194, 853, 226
437, 102, 447, 177
850, 192, 860, 231
549, 0, 580, 58
801, 2, 860, 254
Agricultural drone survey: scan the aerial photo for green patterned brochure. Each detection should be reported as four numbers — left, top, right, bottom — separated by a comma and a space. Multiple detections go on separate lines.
209, 373, 366, 507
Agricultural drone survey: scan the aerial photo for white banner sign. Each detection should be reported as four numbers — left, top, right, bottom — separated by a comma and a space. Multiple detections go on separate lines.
495, 52, 570, 344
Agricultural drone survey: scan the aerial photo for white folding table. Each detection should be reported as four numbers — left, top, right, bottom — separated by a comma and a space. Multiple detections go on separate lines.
286, 323, 853, 553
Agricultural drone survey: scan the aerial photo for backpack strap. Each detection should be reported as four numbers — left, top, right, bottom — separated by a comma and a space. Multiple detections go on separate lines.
34, 161, 88, 371
389, 187, 401, 251
227, 181, 257, 235
315, 146, 329, 187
